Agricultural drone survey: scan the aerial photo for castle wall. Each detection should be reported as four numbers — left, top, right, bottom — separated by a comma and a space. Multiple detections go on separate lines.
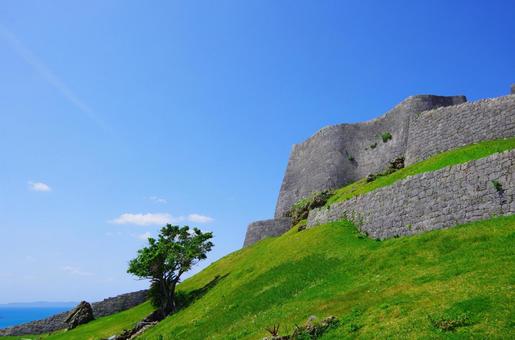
245, 91, 515, 247
243, 218, 291, 247
405, 95, 515, 164
307, 150, 514, 239
274, 95, 466, 218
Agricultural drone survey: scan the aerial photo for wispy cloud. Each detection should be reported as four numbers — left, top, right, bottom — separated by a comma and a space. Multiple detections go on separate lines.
148, 196, 167, 204
111, 213, 173, 226
110, 212, 214, 226
0, 25, 107, 131
187, 214, 214, 224
61, 265, 94, 277
28, 181, 51, 192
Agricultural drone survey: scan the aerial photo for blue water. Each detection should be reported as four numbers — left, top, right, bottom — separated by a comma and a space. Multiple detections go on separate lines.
0, 307, 71, 329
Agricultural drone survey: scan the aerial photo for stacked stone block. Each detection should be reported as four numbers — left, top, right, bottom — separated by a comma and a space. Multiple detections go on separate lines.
308, 150, 514, 239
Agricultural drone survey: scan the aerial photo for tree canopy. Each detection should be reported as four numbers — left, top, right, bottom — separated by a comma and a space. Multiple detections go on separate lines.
128, 224, 213, 316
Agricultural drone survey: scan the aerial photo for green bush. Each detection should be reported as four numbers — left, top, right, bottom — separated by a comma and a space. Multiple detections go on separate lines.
287, 190, 333, 225
381, 132, 392, 143
491, 180, 503, 192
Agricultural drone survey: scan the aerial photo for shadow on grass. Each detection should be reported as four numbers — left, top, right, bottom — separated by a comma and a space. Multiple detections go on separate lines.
175, 273, 229, 311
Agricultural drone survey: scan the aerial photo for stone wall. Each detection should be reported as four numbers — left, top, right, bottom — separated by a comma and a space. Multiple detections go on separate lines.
243, 218, 291, 247
307, 150, 514, 239
274, 95, 467, 219
91, 289, 148, 318
243, 89, 515, 247
0, 290, 148, 336
405, 95, 515, 164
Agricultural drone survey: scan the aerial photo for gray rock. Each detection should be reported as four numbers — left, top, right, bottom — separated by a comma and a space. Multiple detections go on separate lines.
64, 301, 94, 330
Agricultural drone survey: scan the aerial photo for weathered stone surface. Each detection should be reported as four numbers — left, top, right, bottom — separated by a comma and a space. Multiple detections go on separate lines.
274, 95, 467, 219
0, 290, 148, 336
92, 289, 148, 318
405, 95, 515, 164
244, 91, 515, 246
243, 218, 292, 247
511, 84, 515, 94
65, 301, 94, 330
308, 150, 515, 239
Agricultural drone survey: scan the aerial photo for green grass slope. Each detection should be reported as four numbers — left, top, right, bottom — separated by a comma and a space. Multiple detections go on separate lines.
2, 301, 153, 340
138, 215, 515, 339
326, 137, 515, 205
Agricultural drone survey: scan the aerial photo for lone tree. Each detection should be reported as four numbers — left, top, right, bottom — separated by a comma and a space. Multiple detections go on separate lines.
128, 224, 213, 317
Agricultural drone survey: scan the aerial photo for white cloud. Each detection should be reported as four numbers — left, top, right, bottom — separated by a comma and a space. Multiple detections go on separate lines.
110, 213, 173, 226
187, 214, 214, 224
110, 212, 214, 226
148, 196, 167, 204
61, 266, 94, 277
28, 181, 51, 192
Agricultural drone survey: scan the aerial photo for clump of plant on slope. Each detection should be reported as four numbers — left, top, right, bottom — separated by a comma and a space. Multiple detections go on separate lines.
287, 190, 334, 226
127, 225, 213, 319
381, 132, 393, 143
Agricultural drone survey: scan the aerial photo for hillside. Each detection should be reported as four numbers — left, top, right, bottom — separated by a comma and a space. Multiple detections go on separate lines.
7, 216, 513, 340
135, 215, 513, 339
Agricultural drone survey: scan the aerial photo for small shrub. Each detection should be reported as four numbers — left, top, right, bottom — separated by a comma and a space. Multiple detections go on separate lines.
287, 190, 334, 226
370, 142, 377, 149
348, 155, 355, 162
491, 180, 503, 193
428, 312, 471, 332
295, 219, 308, 232
265, 324, 280, 336
366, 157, 404, 183
366, 174, 377, 183
381, 132, 392, 143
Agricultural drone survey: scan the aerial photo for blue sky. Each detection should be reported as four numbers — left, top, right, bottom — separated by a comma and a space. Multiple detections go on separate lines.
0, 0, 514, 303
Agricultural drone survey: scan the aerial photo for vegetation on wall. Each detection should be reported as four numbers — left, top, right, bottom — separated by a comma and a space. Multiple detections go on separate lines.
381, 132, 392, 143
286, 190, 333, 226
326, 137, 515, 206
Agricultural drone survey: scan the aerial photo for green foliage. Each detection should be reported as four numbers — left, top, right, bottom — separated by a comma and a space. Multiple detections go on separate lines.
381, 132, 392, 143
287, 190, 333, 226
137, 215, 515, 339
327, 137, 515, 205
128, 225, 213, 315
370, 142, 377, 149
491, 180, 503, 192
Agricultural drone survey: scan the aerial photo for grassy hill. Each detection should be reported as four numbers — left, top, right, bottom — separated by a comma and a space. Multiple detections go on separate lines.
7, 216, 514, 340
137, 215, 515, 339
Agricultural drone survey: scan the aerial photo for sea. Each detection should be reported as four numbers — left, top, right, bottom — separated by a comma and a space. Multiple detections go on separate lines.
0, 306, 73, 329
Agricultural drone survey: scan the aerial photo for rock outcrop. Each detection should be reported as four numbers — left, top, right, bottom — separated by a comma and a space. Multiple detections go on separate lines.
64, 301, 94, 330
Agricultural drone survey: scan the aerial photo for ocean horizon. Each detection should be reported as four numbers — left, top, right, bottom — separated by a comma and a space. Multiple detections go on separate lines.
0, 306, 72, 329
